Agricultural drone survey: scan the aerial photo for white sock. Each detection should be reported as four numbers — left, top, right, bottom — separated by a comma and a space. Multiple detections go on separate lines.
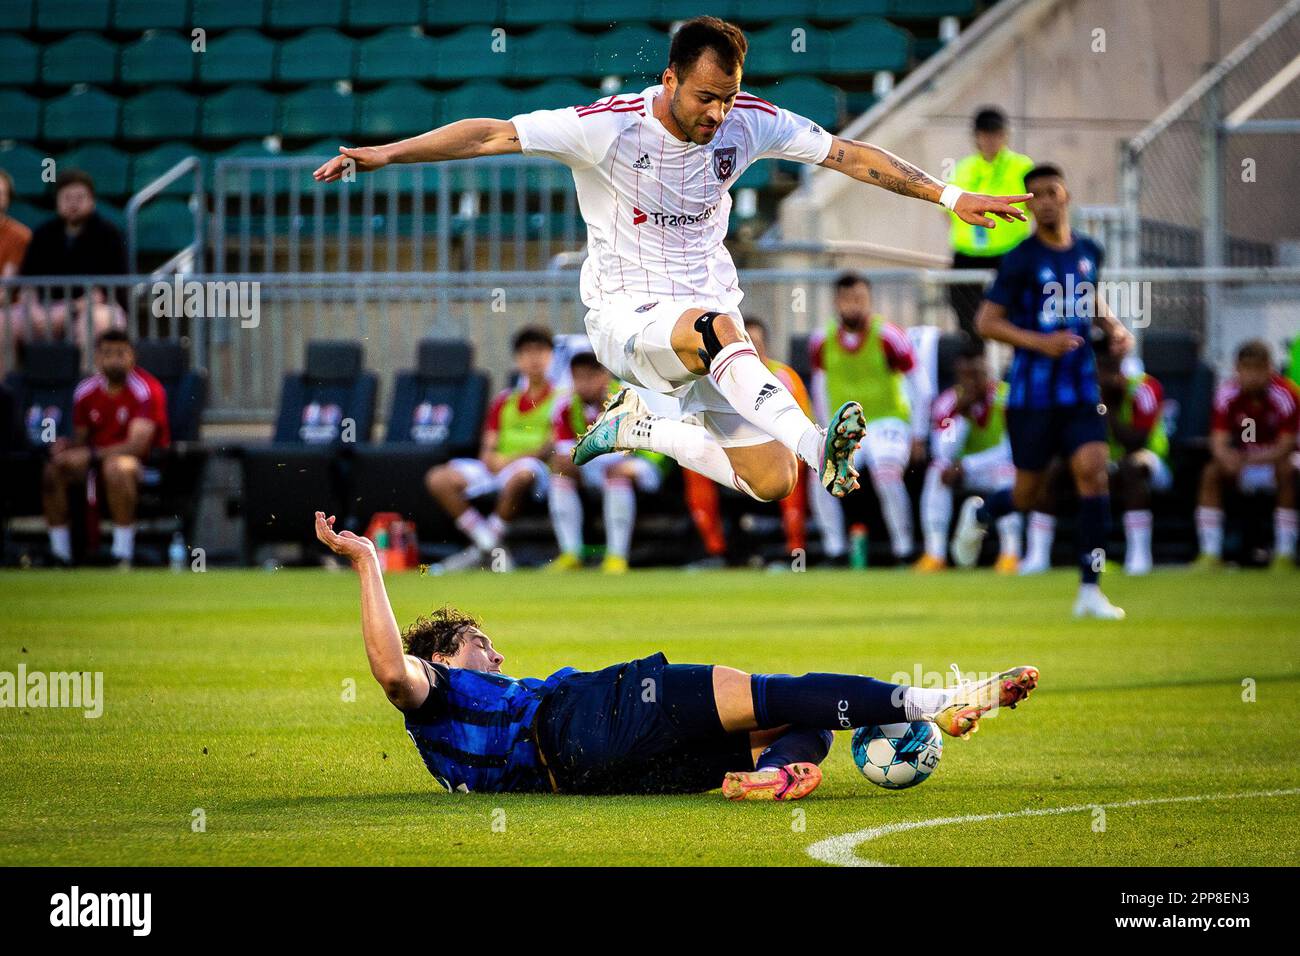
48, 525, 72, 562
921, 464, 952, 560
110, 524, 135, 561
1124, 509, 1153, 568
902, 685, 952, 721
709, 341, 823, 470
1196, 506, 1223, 558
809, 478, 847, 557
548, 475, 583, 557
1026, 511, 1056, 565
456, 508, 497, 552
996, 512, 1023, 559
871, 464, 913, 558
485, 514, 507, 548
603, 477, 636, 560
631, 416, 763, 501
1274, 507, 1298, 558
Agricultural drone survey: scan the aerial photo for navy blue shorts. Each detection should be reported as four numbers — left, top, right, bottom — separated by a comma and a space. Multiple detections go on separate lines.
1006, 403, 1107, 472
536, 653, 754, 795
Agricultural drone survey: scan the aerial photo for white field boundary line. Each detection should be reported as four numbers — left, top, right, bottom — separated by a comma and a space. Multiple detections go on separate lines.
806, 787, 1300, 867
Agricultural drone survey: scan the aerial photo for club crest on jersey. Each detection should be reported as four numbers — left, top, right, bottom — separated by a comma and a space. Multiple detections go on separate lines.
712, 146, 737, 181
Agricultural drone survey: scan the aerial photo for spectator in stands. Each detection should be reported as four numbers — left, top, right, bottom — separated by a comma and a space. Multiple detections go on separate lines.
948, 108, 1035, 339
425, 326, 556, 573
915, 338, 1021, 573
808, 273, 928, 563
682, 319, 810, 567
1096, 348, 1170, 575
0, 168, 32, 279
18, 170, 127, 346
1195, 340, 1299, 570
42, 329, 170, 567
546, 351, 666, 574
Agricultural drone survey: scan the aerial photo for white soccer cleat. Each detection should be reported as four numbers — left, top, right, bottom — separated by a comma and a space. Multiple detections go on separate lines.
950, 495, 987, 568
1072, 584, 1126, 620
572, 387, 652, 465
1124, 555, 1152, 576
1017, 555, 1051, 576
429, 545, 486, 575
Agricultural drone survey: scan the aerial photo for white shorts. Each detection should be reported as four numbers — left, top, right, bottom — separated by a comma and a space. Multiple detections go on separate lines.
579, 454, 663, 493
857, 417, 912, 472
958, 442, 1015, 492
448, 456, 549, 501
1239, 462, 1276, 493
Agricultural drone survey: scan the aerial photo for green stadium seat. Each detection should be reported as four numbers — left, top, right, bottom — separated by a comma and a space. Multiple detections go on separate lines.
500, 0, 571, 27
576, 1, 647, 26
513, 79, 603, 114
441, 80, 516, 127
96, 201, 126, 234
0, 0, 32, 30
122, 87, 200, 141
356, 27, 438, 82
267, 0, 345, 29
199, 28, 276, 85
592, 24, 666, 79
0, 34, 38, 85
733, 159, 773, 190
58, 143, 130, 197
136, 198, 196, 254
114, 0, 189, 30
0, 143, 47, 196
6, 201, 48, 230
887, 0, 974, 18
190, 0, 265, 29
0, 89, 39, 139
745, 20, 834, 76
202, 84, 279, 138
813, 0, 888, 18
425, 0, 499, 27
42, 32, 118, 86
727, 0, 812, 21
357, 81, 440, 138
510, 25, 595, 80
830, 18, 911, 72
131, 143, 207, 196
346, 0, 422, 28
660, 1, 740, 20
36, 0, 109, 31
280, 83, 356, 138
750, 76, 842, 131
435, 25, 510, 81
120, 31, 196, 86
278, 28, 357, 83
43, 86, 120, 141
210, 139, 285, 194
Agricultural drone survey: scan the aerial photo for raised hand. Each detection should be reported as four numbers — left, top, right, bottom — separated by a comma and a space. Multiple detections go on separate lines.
314, 511, 377, 565
312, 146, 390, 183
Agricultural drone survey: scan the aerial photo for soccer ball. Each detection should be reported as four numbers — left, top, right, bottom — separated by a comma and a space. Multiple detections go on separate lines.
851, 721, 943, 790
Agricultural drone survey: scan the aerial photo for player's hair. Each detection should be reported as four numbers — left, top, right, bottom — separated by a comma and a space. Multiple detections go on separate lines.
973, 107, 1007, 133
56, 168, 96, 196
1236, 339, 1272, 365
668, 16, 747, 80
402, 605, 482, 661
94, 328, 131, 349
569, 350, 602, 372
1023, 164, 1064, 189
834, 271, 871, 292
511, 325, 553, 352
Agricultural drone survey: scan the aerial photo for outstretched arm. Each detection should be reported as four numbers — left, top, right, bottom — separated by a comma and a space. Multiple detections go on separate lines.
975, 300, 1084, 359
314, 511, 431, 710
312, 118, 523, 183
818, 136, 1031, 228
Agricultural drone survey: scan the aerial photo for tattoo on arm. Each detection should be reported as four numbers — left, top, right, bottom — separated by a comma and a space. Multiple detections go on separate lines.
867, 151, 941, 198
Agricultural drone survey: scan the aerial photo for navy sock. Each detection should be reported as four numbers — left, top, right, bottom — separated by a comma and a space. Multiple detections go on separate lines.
976, 488, 1014, 525
1078, 494, 1111, 584
751, 673, 908, 731
755, 727, 835, 771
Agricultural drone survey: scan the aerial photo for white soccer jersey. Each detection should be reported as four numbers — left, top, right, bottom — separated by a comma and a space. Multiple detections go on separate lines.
510, 85, 833, 312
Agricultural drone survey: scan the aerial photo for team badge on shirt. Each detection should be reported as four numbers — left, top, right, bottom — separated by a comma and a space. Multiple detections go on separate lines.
712, 146, 737, 181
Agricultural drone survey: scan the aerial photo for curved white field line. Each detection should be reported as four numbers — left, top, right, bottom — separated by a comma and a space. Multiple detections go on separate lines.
805, 787, 1300, 867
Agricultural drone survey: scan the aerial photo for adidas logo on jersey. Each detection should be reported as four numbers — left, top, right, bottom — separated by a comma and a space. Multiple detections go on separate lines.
632, 153, 652, 169
754, 383, 780, 410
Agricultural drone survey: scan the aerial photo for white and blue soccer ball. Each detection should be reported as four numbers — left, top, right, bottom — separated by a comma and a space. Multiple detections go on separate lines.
851, 721, 943, 790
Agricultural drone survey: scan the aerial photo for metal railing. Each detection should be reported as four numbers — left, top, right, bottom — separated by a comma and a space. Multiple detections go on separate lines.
125, 155, 205, 275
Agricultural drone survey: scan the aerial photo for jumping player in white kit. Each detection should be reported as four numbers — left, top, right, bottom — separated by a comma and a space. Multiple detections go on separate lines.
314, 17, 1031, 504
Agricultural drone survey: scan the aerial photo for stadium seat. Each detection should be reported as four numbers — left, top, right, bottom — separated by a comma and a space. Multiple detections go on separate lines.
132, 143, 207, 196
749, 76, 843, 131
425, 0, 499, 27
576, 0, 656, 26
134, 339, 209, 445
829, 18, 912, 73
886, 0, 975, 18
509, 25, 596, 80
733, 159, 773, 190
277, 28, 357, 83
201, 84, 279, 138
114, 0, 189, 30
513, 79, 603, 114
744, 20, 834, 77
813, 0, 888, 17
119, 31, 196, 86
190, 0, 265, 30
5, 201, 47, 230
42, 32, 118, 86
42, 86, 120, 141
268, 0, 345, 29
346, 0, 422, 29
135, 198, 197, 254
660, 1, 740, 21
724, 0, 810, 21
441, 81, 519, 131
238, 340, 378, 558
355, 27, 439, 82
280, 84, 356, 139
357, 81, 441, 138
0, 34, 38, 86
1, 342, 82, 522
592, 23, 667, 79
1, 143, 49, 197
122, 87, 201, 141
1141, 329, 1215, 449
58, 143, 130, 198
35, 0, 108, 31
501, 0, 576, 27
0, 0, 32, 30
435, 25, 511, 81
0, 90, 40, 140
199, 28, 276, 85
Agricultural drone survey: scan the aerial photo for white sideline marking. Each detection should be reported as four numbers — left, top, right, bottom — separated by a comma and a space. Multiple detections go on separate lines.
805, 787, 1300, 867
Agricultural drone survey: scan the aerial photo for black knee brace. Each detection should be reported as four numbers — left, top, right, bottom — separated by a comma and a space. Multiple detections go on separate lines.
693, 311, 727, 370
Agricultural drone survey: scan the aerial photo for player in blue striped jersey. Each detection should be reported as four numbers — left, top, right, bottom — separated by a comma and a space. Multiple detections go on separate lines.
314, 511, 1039, 800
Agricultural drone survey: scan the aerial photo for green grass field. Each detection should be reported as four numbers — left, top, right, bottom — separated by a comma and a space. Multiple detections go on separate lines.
1, 566, 1297, 866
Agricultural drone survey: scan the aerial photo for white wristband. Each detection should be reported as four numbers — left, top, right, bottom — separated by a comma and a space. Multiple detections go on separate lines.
939, 184, 964, 211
